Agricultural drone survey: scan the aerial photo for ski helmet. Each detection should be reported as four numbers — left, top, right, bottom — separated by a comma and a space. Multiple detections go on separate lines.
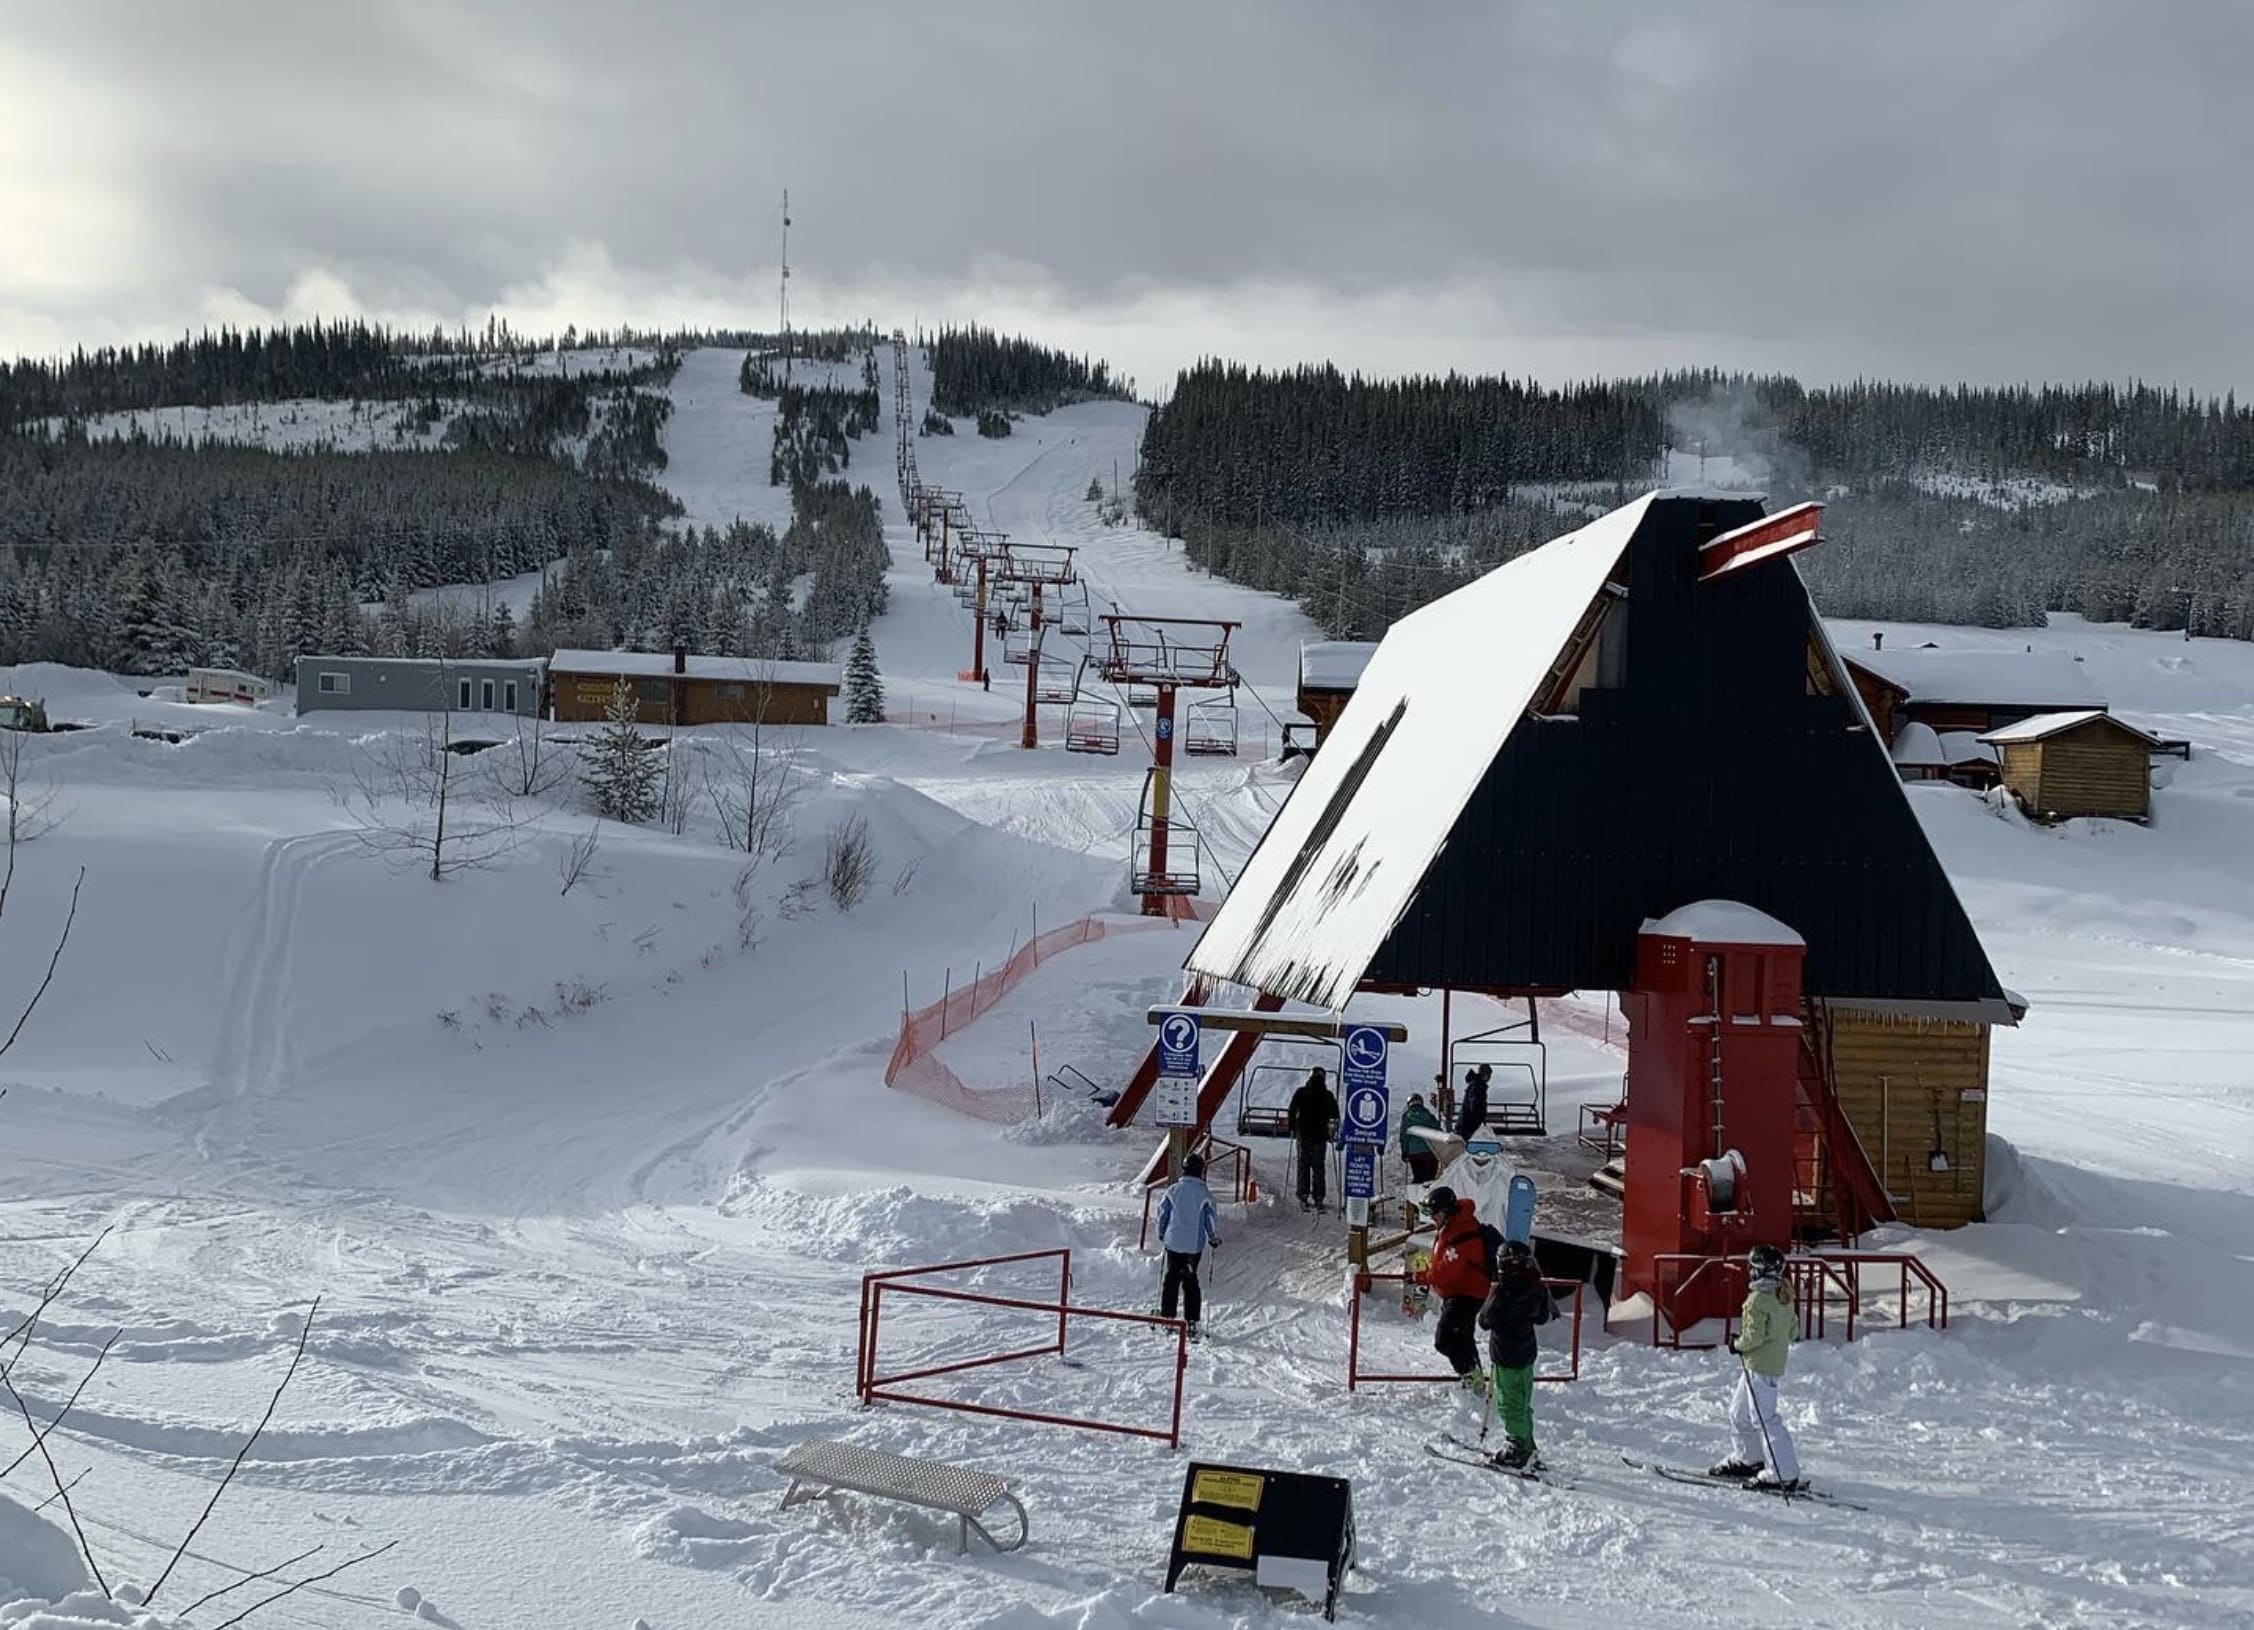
1747, 1244, 1786, 1281
1427, 1186, 1460, 1218
1501, 1238, 1535, 1268
1182, 1152, 1207, 1178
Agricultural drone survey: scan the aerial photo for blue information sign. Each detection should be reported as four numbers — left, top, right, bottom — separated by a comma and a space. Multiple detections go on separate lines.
1343, 1142, 1377, 1201
1341, 1025, 1389, 1092
1157, 1010, 1200, 1077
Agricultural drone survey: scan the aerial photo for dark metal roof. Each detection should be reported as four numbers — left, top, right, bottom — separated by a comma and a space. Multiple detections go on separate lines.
1358, 495, 2010, 1017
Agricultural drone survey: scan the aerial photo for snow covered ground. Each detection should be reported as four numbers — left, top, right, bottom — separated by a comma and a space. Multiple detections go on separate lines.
0, 353, 2250, 1628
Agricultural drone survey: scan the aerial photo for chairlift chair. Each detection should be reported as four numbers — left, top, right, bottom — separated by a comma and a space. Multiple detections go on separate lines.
1184, 690, 1240, 757
1065, 696, 1122, 755
1034, 655, 1083, 707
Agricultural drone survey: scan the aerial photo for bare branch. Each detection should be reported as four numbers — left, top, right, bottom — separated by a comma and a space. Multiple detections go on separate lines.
1, 1224, 112, 1371
556, 824, 603, 897
208, 1538, 398, 1630
33, 1465, 86, 1512
822, 813, 875, 911
0, 865, 83, 1059
176, 1542, 325, 1619
0, 1327, 120, 1480
0, 1365, 107, 1596
0, 729, 66, 925
145, 1296, 321, 1605
334, 722, 525, 880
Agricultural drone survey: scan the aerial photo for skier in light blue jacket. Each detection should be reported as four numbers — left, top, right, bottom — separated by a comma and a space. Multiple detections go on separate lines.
1155, 1152, 1222, 1340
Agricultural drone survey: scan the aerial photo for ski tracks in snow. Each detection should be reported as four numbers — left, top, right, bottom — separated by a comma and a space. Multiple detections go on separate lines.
208, 829, 356, 1106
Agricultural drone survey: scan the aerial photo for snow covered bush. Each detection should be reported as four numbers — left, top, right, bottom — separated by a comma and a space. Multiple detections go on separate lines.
581, 680, 659, 824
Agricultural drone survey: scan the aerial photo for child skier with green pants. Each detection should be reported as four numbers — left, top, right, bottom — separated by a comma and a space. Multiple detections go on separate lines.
1476, 1238, 1557, 1469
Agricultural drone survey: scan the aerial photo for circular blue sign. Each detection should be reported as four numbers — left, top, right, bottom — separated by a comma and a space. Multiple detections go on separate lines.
1155, 716, 1174, 740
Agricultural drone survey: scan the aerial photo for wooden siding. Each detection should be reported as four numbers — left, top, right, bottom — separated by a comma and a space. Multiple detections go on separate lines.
550, 670, 834, 726
1825, 1006, 1988, 1228
1999, 720, 2150, 820
1295, 687, 1353, 746
1846, 664, 1904, 741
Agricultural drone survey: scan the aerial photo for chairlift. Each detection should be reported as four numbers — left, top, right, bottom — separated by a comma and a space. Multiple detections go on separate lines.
1232, 1038, 1343, 1140
1130, 774, 1200, 897
1064, 696, 1122, 755
1002, 627, 1036, 666
1447, 1022, 1550, 1137
1184, 690, 1240, 757
1058, 581, 1092, 636
1034, 655, 1082, 707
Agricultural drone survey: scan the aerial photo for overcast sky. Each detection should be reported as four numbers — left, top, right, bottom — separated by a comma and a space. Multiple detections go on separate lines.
4, 0, 2247, 396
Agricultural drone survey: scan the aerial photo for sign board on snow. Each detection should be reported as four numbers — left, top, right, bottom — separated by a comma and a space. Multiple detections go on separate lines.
1343, 1142, 1377, 1200
1157, 1011, 1201, 1078
1154, 1077, 1199, 1128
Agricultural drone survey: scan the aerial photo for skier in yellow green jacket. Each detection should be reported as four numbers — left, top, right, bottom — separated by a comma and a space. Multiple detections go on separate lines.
1708, 1244, 1803, 1491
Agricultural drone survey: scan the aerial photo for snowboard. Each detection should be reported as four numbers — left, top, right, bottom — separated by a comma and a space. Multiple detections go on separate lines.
1400, 1248, 1432, 1318
1503, 1173, 1538, 1245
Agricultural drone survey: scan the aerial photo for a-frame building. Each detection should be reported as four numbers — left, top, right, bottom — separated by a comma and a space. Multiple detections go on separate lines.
1137, 491, 2015, 1236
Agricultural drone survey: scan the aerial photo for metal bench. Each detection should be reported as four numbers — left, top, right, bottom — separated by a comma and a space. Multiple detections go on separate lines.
775, 1438, 1029, 1554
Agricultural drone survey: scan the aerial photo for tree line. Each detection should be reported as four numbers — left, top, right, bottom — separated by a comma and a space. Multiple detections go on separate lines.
927, 325, 1132, 417
1137, 361, 2254, 641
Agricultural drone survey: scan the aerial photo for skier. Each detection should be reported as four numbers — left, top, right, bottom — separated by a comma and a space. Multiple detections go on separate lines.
1477, 1238, 1557, 1469
1709, 1243, 1803, 1491
1287, 1067, 1339, 1213
1154, 1151, 1221, 1340
1399, 1090, 1443, 1185
1424, 1187, 1501, 1398
1453, 1063, 1493, 1141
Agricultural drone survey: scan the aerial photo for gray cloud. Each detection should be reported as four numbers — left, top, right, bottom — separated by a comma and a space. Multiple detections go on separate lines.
3, 0, 2249, 392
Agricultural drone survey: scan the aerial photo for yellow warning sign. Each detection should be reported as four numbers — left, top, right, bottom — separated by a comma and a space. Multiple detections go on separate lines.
1181, 1515, 1255, 1561
1190, 1469, 1265, 1511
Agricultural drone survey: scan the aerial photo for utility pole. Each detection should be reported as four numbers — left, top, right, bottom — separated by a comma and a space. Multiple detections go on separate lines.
778, 188, 792, 385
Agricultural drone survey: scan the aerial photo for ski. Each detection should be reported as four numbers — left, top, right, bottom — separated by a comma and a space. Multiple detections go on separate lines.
1619, 1456, 1867, 1511
1423, 1440, 1560, 1485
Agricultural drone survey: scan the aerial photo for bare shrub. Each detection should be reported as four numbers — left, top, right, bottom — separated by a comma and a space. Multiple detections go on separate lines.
823, 813, 875, 911
702, 713, 804, 864
335, 708, 524, 881
778, 877, 819, 921
553, 977, 606, 1015
557, 823, 604, 896
891, 857, 921, 896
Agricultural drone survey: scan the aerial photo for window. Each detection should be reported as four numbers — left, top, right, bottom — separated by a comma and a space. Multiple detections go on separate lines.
481, 679, 495, 711
504, 681, 518, 713
716, 683, 744, 700
457, 678, 472, 710
318, 672, 350, 695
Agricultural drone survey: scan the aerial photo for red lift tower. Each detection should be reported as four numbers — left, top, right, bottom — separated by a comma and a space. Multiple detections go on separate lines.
988, 544, 1078, 748
1096, 615, 1240, 916
953, 532, 1015, 683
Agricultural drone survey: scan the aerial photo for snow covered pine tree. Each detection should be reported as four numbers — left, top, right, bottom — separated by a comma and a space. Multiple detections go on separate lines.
845, 626, 885, 723
581, 679, 660, 823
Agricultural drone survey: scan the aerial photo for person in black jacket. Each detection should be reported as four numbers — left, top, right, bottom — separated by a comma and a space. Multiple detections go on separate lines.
1477, 1238, 1558, 1469
1453, 1063, 1493, 1141
1286, 1068, 1339, 1212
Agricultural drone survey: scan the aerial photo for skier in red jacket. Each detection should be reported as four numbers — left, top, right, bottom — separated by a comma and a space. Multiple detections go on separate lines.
1424, 1187, 1502, 1394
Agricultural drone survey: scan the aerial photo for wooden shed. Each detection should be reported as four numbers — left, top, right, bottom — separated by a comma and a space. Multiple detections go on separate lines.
1981, 709, 2157, 822
1817, 1004, 1993, 1228
1294, 642, 1377, 748
549, 647, 842, 728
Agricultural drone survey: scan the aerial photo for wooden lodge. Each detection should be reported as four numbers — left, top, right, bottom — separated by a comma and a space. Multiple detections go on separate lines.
1154, 494, 2018, 1234
548, 647, 842, 727
1981, 709, 2158, 822
1295, 642, 1377, 749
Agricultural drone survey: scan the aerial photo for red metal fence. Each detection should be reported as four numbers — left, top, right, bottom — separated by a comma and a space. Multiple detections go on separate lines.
1347, 1272, 1585, 1390
1648, 1251, 1949, 1349
856, 1249, 1191, 1447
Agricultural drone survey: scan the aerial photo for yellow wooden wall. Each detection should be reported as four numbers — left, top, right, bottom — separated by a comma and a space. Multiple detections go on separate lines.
1824, 1005, 1989, 1228
2000, 724, 2150, 820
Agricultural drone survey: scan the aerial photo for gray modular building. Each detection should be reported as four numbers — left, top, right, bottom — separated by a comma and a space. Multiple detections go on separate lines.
294, 656, 548, 717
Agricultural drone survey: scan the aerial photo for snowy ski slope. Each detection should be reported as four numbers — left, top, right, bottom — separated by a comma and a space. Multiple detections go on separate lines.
0, 346, 2247, 1627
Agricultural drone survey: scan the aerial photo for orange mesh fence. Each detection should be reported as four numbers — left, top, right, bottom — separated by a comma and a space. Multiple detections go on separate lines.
886, 914, 1179, 1123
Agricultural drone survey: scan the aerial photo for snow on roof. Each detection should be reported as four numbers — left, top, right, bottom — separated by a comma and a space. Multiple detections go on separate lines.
295, 654, 547, 671
1186, 493, 1658, 1008
1640, 900, 1806, 947
1298, 641, 1378, 691
548, 649, 842, 689
1979, 709, 2156, 746
1936, 730, 1998, 766
1852, 648, 2102, 708
1891, 721, 1946, 768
